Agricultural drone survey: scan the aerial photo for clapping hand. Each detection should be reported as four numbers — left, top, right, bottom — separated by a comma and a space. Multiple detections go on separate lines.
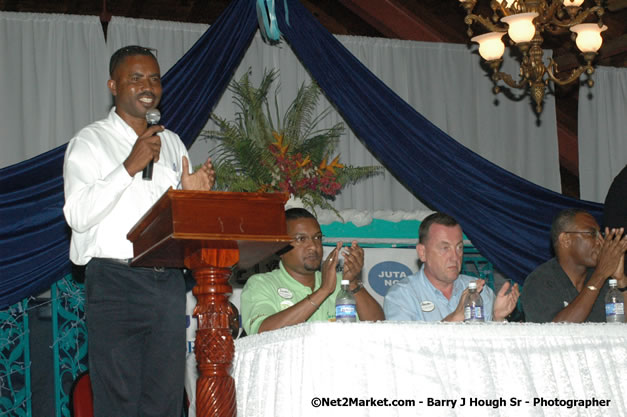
341, 240, 364, 283
320, 243, 341, 296
595, 228, 627, 281
181, 156, 215, 191
493, 281, 520, 321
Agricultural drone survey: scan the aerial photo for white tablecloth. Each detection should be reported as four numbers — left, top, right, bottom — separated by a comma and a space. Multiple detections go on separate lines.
232, 322, 627, 417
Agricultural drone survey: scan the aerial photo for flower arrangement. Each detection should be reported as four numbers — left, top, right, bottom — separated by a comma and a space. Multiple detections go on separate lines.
200, 70, 381, 213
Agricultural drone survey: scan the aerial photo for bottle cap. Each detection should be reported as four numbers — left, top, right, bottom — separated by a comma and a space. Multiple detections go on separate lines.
468, 281, 477, 290
341, 279, 350, 285
608, 278, 617, 286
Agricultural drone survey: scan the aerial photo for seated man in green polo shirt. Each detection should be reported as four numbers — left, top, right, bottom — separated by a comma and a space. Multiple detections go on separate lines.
241, 208, 384, 334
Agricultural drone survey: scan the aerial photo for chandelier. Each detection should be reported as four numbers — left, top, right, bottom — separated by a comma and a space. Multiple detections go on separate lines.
458, 0, 607, 113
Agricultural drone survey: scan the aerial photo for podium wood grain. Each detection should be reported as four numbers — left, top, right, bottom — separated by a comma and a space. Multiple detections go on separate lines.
128, 190, 291, 417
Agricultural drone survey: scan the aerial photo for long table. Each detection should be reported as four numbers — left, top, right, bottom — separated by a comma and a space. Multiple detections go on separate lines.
232, 322, 627, 417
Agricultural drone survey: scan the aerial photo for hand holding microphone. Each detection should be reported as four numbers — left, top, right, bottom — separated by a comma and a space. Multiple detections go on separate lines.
142, 108, 161, 180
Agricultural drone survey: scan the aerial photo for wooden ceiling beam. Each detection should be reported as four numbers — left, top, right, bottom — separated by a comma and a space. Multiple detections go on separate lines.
337, 0, 447, 42
556, 117, 579, 176
300, 0, 364, 36
607, 0, 627, 11
554, 34, 627, 71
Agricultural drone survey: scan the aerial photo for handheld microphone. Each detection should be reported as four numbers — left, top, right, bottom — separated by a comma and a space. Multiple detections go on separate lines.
142, 108, 161, 181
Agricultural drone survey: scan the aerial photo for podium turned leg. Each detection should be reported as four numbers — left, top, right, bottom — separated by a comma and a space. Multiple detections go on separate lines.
192, 264, 237, 417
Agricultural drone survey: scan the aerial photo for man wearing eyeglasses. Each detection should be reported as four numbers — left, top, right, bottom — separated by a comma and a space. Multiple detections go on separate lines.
521, 208, 627, 323
240, 208, 384, 334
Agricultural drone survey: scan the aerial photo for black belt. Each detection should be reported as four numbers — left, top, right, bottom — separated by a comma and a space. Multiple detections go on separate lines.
104, 258, 166, 272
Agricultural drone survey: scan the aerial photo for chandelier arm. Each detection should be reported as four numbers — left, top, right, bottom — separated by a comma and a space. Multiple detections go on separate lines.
546, 6, 605, 28
489, 0, 511, 17
459, 0, 477, 14
464, 14, 507, 33
492, 71, 528, 90
546, 60, 591, 86
542, 25, 569, 37
535, 0, 562, 25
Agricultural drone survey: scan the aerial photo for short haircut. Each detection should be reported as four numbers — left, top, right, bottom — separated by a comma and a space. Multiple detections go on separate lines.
277, 207, 317, 256
550, 208, 589, 253
285, 207, 316, 222
419, 212, 459, 244
109, 45, 157, 77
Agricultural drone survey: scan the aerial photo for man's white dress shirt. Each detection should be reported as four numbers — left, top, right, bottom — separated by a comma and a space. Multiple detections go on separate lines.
63, 107, 190, 265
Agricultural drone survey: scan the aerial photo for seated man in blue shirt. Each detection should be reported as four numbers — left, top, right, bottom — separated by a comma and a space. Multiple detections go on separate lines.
384, 212, 519, 321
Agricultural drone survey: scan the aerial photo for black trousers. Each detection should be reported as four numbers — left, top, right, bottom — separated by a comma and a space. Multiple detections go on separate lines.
85, 258, 185, 417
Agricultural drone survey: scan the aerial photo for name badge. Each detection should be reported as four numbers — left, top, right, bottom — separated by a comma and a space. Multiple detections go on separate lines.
278, 288, 293, 299
421, 301, 435, 312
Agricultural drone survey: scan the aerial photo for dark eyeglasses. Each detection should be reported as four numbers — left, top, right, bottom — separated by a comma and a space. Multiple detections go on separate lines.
563, 230, 603, 239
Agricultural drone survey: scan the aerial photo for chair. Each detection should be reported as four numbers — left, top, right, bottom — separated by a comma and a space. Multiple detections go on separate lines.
70, 371, 94, 417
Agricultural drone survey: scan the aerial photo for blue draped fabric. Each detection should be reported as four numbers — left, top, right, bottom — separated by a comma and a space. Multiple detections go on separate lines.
160, 0, 257, 146
0, 0, 257, 309
274, 0, 603, 285
0, 0, 606, 309
0, 146, 71, 306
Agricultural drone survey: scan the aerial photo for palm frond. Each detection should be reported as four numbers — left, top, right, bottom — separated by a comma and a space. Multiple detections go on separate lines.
335, 166, 384, 186
197, 70, 382, 208
282, 81, 321, 146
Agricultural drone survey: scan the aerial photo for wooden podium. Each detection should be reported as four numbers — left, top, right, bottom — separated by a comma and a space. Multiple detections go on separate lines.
127, 189, 292, 417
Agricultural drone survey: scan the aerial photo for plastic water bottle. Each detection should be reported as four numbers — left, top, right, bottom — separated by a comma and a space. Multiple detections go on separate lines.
605, 279, 625, 323
464, 281, 484, 322
335, 280, 356, 322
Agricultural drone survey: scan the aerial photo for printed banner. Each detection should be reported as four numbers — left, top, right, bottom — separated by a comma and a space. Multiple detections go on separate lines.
323, 246, 419, 306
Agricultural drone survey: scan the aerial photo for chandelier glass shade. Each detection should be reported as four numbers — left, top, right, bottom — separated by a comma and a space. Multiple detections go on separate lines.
458, 0, 608, 113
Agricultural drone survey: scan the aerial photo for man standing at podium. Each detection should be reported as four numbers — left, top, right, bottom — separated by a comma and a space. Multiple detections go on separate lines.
241, 208, 384, 334
63, 45, 214, 417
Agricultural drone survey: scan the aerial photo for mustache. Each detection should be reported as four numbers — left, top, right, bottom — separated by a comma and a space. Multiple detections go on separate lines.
138, 92, 156, 100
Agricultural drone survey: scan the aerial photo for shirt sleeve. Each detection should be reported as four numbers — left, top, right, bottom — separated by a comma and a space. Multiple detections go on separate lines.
240, 275, 281, 335
63, 135, 133, 233
384, 284, 422, 321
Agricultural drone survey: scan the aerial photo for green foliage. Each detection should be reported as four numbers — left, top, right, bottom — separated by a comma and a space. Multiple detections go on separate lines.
199, 69, 382, 213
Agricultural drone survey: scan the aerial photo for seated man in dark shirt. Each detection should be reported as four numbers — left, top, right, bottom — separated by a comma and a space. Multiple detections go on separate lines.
521, 208, 627, 323
603, 164, 627, 275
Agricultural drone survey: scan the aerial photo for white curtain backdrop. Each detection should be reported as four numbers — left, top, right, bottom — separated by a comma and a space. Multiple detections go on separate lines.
106, 17, 209, 76
0, 12, 109, 168
2, 14, 562, 213
105, 18, 562, 211
578, 66, 627, 203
